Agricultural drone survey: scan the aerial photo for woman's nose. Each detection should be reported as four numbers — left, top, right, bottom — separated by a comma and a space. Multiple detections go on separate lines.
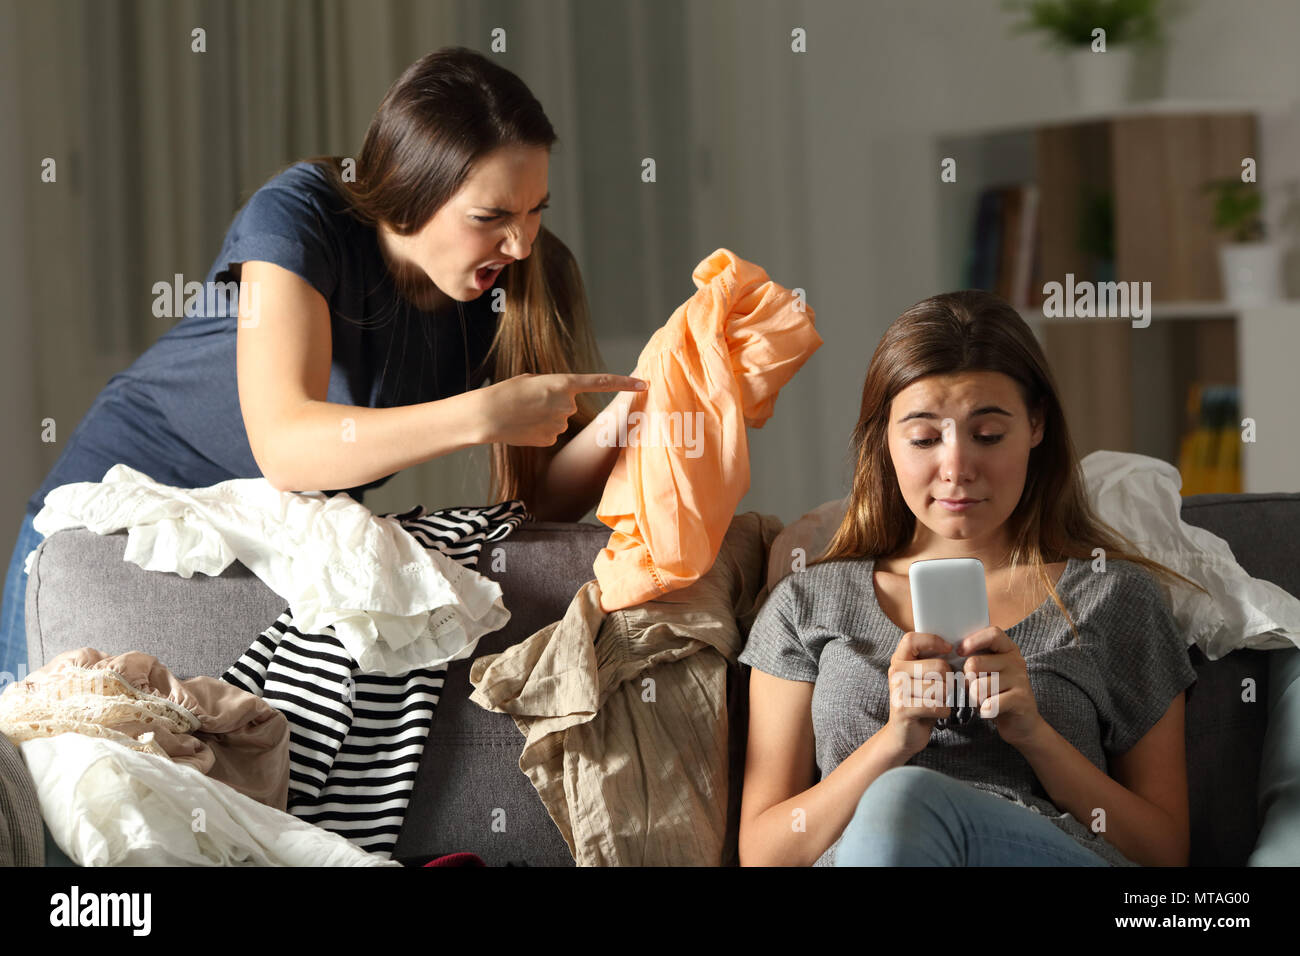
938, 436, 974, 481
502, 229, 531, 261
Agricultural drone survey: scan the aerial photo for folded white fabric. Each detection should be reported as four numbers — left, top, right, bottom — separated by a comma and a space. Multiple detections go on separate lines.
21, 733, 401, 866
1080, 451, 1300, 659
29, 464, 510, 675
766, 452, 1300, 660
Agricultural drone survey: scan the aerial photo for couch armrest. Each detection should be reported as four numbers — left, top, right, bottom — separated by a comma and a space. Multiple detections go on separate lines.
0, 732, 44, 866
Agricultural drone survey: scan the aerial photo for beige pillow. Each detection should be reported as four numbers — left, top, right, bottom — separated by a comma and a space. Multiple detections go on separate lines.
765, 496, 849, 595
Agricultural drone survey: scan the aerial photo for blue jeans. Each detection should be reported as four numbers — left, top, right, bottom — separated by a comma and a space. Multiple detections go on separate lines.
0, 512, 44, 682
835, 766, 1112, 866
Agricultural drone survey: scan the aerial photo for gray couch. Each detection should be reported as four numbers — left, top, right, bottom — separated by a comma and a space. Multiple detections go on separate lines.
12, 493, 1300, 866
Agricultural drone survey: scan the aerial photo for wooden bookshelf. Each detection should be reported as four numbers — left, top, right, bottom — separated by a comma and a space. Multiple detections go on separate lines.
936, 102, 1300, 493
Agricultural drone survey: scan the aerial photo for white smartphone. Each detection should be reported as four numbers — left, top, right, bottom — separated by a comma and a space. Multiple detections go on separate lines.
908, 557, 989, 672
908, 558, 990, 727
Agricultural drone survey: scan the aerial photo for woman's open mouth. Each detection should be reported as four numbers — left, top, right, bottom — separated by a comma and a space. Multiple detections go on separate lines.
474, 264, 505, 290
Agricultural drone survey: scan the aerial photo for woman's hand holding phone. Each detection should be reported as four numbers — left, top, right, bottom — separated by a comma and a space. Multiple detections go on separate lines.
955, 626, 1045, 750
885, 630, 955, 758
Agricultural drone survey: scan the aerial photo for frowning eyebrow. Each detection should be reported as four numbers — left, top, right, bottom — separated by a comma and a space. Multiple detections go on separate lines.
896, 406, 1013, 424
473, 192, 550, 215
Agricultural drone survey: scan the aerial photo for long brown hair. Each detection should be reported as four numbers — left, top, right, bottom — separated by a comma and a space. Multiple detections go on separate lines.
296, 46, 604, 508
810, 289, 1207, 639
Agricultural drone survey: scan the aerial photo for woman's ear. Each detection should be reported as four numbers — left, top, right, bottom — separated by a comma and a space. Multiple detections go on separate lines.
1028, 404, 1046, 448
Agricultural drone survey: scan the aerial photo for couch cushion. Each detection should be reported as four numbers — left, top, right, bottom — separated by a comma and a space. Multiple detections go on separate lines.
391, 522, 616, 866
26, 528, 285, 680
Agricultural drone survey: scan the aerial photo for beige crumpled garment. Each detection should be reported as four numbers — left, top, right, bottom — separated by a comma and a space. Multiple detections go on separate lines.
0, 647, 290, 809
469, 511, 783, 866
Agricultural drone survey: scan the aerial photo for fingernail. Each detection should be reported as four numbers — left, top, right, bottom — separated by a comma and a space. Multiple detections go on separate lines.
635, 380, 648, 389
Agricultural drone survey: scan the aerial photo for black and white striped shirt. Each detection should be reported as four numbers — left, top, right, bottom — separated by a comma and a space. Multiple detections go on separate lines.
222, 499, 530, 857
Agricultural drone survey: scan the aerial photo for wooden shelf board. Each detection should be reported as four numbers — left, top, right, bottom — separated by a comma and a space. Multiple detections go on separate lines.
938, 97, 1298, 139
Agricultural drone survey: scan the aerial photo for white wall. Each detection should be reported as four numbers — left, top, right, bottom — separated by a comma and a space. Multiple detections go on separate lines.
0, 0, 39, 542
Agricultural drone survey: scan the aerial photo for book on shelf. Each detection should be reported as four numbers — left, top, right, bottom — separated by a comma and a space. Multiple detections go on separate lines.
1177, 383, 1242, 496
965, 183, 1039, 309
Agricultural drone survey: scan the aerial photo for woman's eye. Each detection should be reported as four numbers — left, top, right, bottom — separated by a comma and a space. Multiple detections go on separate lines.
908, 434, 1004, 448
472, 204, 547, 224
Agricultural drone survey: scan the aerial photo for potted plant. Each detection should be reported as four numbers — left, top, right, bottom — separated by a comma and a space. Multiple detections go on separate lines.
1078, 185, 1116, 281
1001, 0, 1168, 111
1202, 177, 1283, 306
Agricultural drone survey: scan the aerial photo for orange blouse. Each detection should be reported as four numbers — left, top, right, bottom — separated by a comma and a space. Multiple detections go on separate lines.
593, 249, 822, 611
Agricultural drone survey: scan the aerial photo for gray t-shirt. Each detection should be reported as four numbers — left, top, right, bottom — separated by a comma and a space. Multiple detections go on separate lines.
737, 555, 1198, 866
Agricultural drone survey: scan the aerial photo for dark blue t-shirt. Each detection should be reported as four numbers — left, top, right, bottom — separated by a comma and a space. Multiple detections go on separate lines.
27, 162, 501, 517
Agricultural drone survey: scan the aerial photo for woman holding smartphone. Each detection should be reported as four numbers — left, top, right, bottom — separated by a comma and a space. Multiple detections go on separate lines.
0, 46, 646, 678
738, 289, 1206, 867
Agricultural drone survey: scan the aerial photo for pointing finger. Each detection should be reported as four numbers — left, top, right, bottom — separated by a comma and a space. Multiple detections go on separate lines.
567, 373, 648, 393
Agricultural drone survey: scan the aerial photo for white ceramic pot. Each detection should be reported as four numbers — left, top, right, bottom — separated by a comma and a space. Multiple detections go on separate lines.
1218, 241, 1284, 305
1065, 46, 1134, 113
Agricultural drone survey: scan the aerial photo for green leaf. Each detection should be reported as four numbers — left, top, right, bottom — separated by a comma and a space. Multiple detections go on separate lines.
1001, 0, 1166, 49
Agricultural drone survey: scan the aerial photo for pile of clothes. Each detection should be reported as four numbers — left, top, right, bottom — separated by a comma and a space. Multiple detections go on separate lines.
6, 467, 532, 865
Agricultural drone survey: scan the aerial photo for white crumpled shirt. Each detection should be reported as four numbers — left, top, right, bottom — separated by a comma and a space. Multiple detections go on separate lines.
22, 733, 401, 867
29, 464, 510, 675
765, 451, 1300, 660
1080, 451, 1300, 659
